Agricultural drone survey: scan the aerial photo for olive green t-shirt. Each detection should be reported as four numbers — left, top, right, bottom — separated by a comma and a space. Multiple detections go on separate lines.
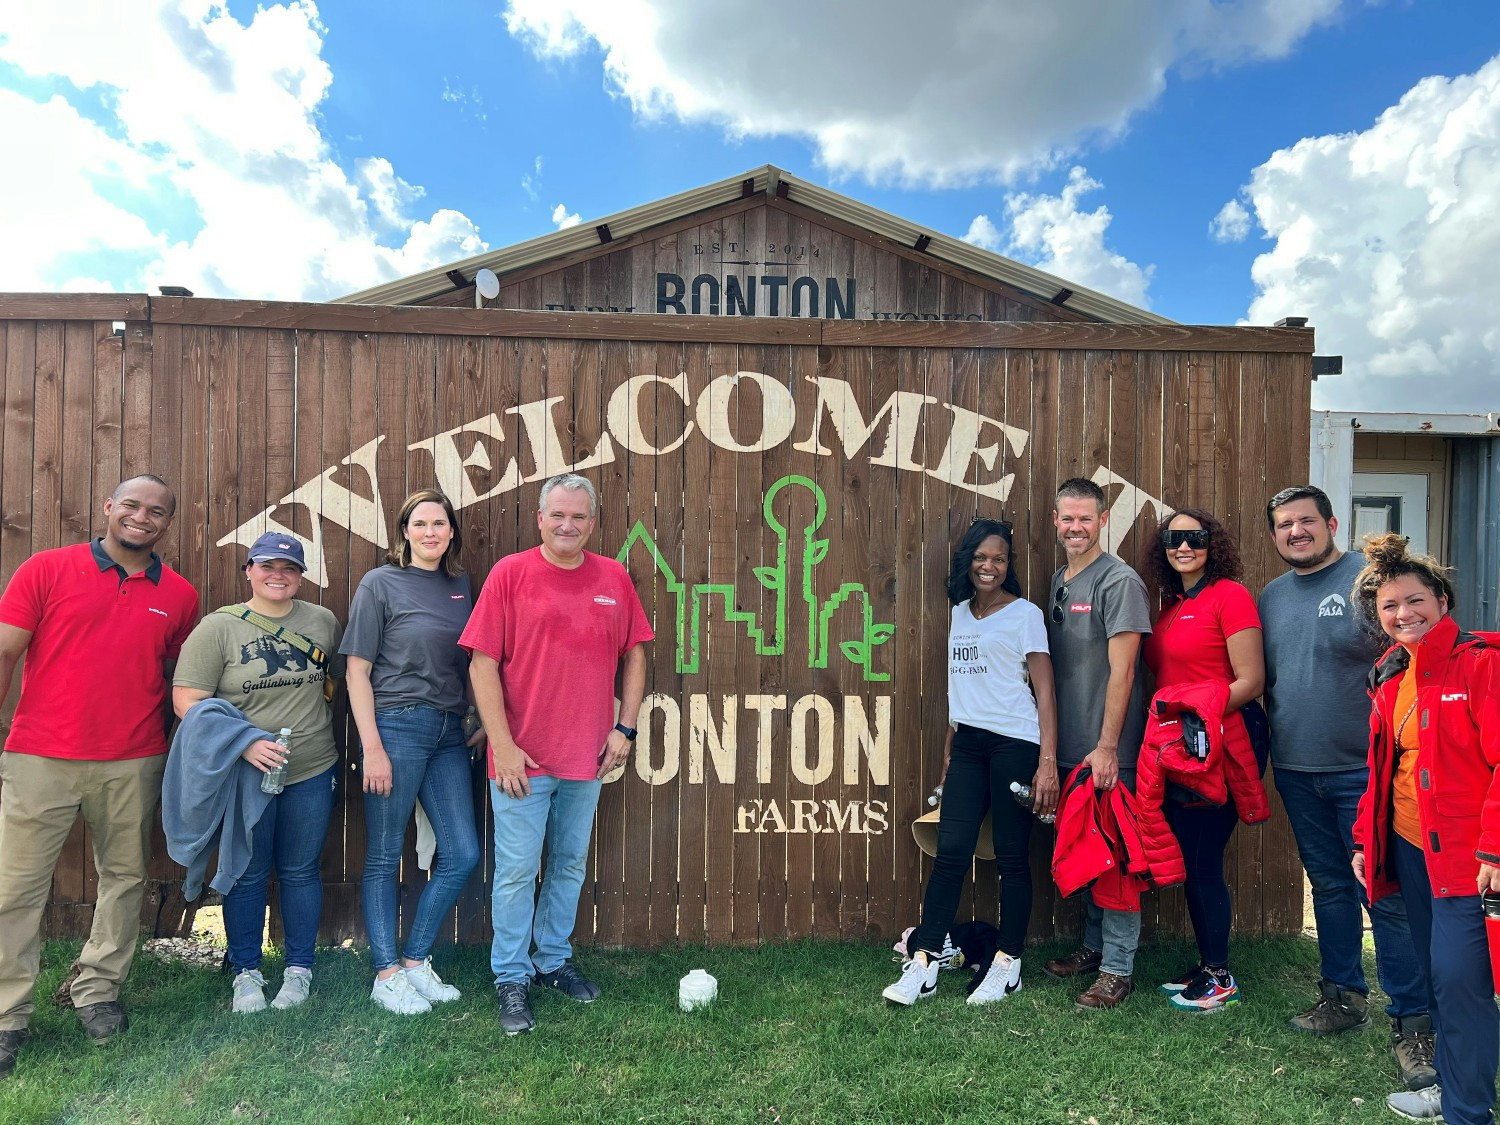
174, 601, 344, 786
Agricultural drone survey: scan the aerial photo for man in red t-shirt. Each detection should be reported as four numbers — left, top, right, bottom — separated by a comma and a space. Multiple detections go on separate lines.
462, 473, 651, 1036
0, 476, 198, 1077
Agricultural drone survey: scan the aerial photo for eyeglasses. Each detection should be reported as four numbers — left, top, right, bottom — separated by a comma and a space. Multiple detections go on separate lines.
1051, 584, 1068, 623
1162, 529, 1210, 551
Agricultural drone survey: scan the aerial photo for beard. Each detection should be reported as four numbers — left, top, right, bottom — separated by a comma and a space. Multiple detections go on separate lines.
1278, 538, 1335, 569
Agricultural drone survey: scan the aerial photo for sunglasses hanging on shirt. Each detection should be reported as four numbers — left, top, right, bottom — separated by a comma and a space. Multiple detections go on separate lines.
1162, 529, 1211, 550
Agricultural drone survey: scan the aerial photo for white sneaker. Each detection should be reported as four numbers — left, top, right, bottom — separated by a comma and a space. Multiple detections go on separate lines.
270, 968, 311, 1010
967, 953, 1023, 1005
882, 951, 938, 1006
401, 958, 461, 1004
231, 969, 268, 1014
1386, 1085, 1444, 1121
370, 972, 432, 1015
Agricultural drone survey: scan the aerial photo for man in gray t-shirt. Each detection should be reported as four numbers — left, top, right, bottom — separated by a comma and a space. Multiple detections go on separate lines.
1261, 485, 1432, 1091
1042, 478, 1153, 1010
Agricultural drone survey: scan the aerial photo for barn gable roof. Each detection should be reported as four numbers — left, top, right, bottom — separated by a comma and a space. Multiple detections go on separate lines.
337, 164, 1171, 325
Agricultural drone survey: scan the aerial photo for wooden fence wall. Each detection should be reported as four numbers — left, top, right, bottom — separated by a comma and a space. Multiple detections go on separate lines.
0, 295, 1315, 949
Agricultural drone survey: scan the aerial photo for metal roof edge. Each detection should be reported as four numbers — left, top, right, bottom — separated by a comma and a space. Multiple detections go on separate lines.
337, 164, 1172, 324
1315, 410, 1500, 435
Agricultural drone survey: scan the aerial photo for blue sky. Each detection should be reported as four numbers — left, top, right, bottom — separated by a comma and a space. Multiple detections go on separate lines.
3, 1, 1498, 410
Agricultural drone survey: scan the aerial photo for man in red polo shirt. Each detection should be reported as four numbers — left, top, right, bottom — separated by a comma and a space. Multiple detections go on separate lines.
0, 475, 198, 1078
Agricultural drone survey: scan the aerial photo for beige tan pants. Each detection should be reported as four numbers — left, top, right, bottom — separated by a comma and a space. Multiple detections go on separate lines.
0, 751, 165, 1029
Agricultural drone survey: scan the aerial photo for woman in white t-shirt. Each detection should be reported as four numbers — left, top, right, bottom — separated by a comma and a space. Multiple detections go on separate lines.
883, 518, 1058, 1007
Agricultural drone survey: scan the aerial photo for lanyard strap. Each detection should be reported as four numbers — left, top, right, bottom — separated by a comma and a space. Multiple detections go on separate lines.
215, 605, 329, 668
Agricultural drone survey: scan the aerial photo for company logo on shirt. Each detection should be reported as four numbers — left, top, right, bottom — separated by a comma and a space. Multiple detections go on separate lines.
450, 594, 467, 600
1441, 692, 1468, 702
593, 594, 617, 606
148, 607, 168, 617
1069, 603, 1092, 614
1318, 593, 1347, 618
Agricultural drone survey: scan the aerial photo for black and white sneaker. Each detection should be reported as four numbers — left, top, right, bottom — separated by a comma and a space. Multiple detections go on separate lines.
496, 981, 536, 1035
967, 952, 1022, 1005
883, 951, 939, 1005
535, 962, 601, 1003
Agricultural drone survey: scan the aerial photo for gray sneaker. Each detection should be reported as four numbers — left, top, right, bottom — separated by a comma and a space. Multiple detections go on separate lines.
231, 970, 268, 1014
270, 969, 311, 1010
1392, 1015, 1439, 1091
496, 981, 536, 1035
1386, 1084, 1444, 1121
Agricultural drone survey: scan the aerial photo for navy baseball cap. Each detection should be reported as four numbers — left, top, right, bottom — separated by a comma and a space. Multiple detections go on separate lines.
245, 533, 306, 570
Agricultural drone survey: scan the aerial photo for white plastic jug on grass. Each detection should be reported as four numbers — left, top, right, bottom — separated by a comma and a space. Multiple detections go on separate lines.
679, 969, 717, 1011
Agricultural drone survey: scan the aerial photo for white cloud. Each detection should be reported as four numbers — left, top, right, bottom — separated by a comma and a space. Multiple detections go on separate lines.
1209, 198, 1251, 243
503, 0, 1344, 186
0, 0, 487, 299
1003, 167, 1154, 309
551, 203, 582, 229
1242, 54, 1500, 411
962, 214, 1002, 252
521, 154, 543, 200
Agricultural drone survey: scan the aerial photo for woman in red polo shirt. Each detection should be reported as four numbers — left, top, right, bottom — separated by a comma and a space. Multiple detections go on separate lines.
1140, 509, 1267, 1012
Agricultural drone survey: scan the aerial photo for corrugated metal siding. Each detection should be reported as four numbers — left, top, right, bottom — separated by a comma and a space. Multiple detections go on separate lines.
1449, 435, 1500, 631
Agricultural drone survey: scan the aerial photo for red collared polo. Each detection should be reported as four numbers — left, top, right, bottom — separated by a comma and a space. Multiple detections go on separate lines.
0, 540, 199, 760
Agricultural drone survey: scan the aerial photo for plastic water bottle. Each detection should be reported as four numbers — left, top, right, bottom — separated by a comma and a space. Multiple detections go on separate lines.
1009, 780, 1055, 824
261, 728, 292, 795
679, 969, 717, 1011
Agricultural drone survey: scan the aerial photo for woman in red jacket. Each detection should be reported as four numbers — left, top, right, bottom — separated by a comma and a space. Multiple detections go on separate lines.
1352, 534, 1500, 1125
1140, 509, 1267, 1013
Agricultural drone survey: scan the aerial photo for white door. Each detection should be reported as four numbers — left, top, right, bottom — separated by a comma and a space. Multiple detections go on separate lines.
1351, 472, 1429, 556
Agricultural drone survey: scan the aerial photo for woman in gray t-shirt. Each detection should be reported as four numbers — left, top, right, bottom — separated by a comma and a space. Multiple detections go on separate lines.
342, 489, 482, 1015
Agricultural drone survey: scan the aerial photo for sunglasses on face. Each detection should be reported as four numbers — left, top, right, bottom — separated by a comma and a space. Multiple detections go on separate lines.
1051, 584, 1068, 623
1162, 529, 1210, 551
970, 514, 1015, 533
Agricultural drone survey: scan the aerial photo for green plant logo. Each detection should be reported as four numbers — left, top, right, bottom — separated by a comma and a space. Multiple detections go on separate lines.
616, 474, 894, 681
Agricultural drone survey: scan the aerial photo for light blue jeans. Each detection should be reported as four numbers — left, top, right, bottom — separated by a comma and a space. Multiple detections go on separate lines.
489, 774, 602, 984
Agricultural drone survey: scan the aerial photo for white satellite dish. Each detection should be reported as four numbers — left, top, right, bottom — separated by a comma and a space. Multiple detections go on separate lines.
474, 268, 500, 307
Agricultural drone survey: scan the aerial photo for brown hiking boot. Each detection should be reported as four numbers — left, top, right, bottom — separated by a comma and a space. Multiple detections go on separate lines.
1044, 947, 1102, 980
1076, 971, 1135, 1010
1392, 1014, 1438, 1090
0, 1029, 28, 1079
1288, 979, 1371, 1035
76, 1000, 129, 1044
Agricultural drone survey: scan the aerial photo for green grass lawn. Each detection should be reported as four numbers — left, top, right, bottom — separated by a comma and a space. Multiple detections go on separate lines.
0, 935, 1402, 1124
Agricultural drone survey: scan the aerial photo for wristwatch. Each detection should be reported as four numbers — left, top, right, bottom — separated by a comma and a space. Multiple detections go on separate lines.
613, 722, 637, 741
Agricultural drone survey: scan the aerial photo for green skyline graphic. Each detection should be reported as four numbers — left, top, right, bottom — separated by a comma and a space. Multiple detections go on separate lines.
615, 474, 894, 681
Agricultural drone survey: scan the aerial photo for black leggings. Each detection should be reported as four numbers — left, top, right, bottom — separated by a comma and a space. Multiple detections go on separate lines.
1164, 797, 1239, 968
910, 725, 1038, 959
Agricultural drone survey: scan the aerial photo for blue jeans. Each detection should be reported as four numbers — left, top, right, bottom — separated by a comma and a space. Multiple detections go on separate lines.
362, 706, 481, 972
1274, 765, 1428, 1017
224, 764, 337, 973
490, 774, 602, 984
1393, 836, 1497, 1125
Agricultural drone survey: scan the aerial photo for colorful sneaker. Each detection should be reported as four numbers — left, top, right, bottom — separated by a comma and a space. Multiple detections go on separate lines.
883, 951, 938, 1006
231, 970, 268, 1014
1158, 963, 1205, 995
370, 972, 432, 1015
1169, 968, 1239, 1012
967, 953, 1022, 1005
1044, 946, 1102, 980
402, 958, 461, 1004
1386, 1084, 1444, 1121
270, 968, 311, 1010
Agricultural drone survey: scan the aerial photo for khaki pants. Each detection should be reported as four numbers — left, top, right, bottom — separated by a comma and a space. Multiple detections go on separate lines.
0, 751, 165, 1029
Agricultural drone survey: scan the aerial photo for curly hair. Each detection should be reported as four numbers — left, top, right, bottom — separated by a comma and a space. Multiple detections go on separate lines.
947, 518, 1023, 605
1139, 507, 1244, 601
1350, 533, 1456, 626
